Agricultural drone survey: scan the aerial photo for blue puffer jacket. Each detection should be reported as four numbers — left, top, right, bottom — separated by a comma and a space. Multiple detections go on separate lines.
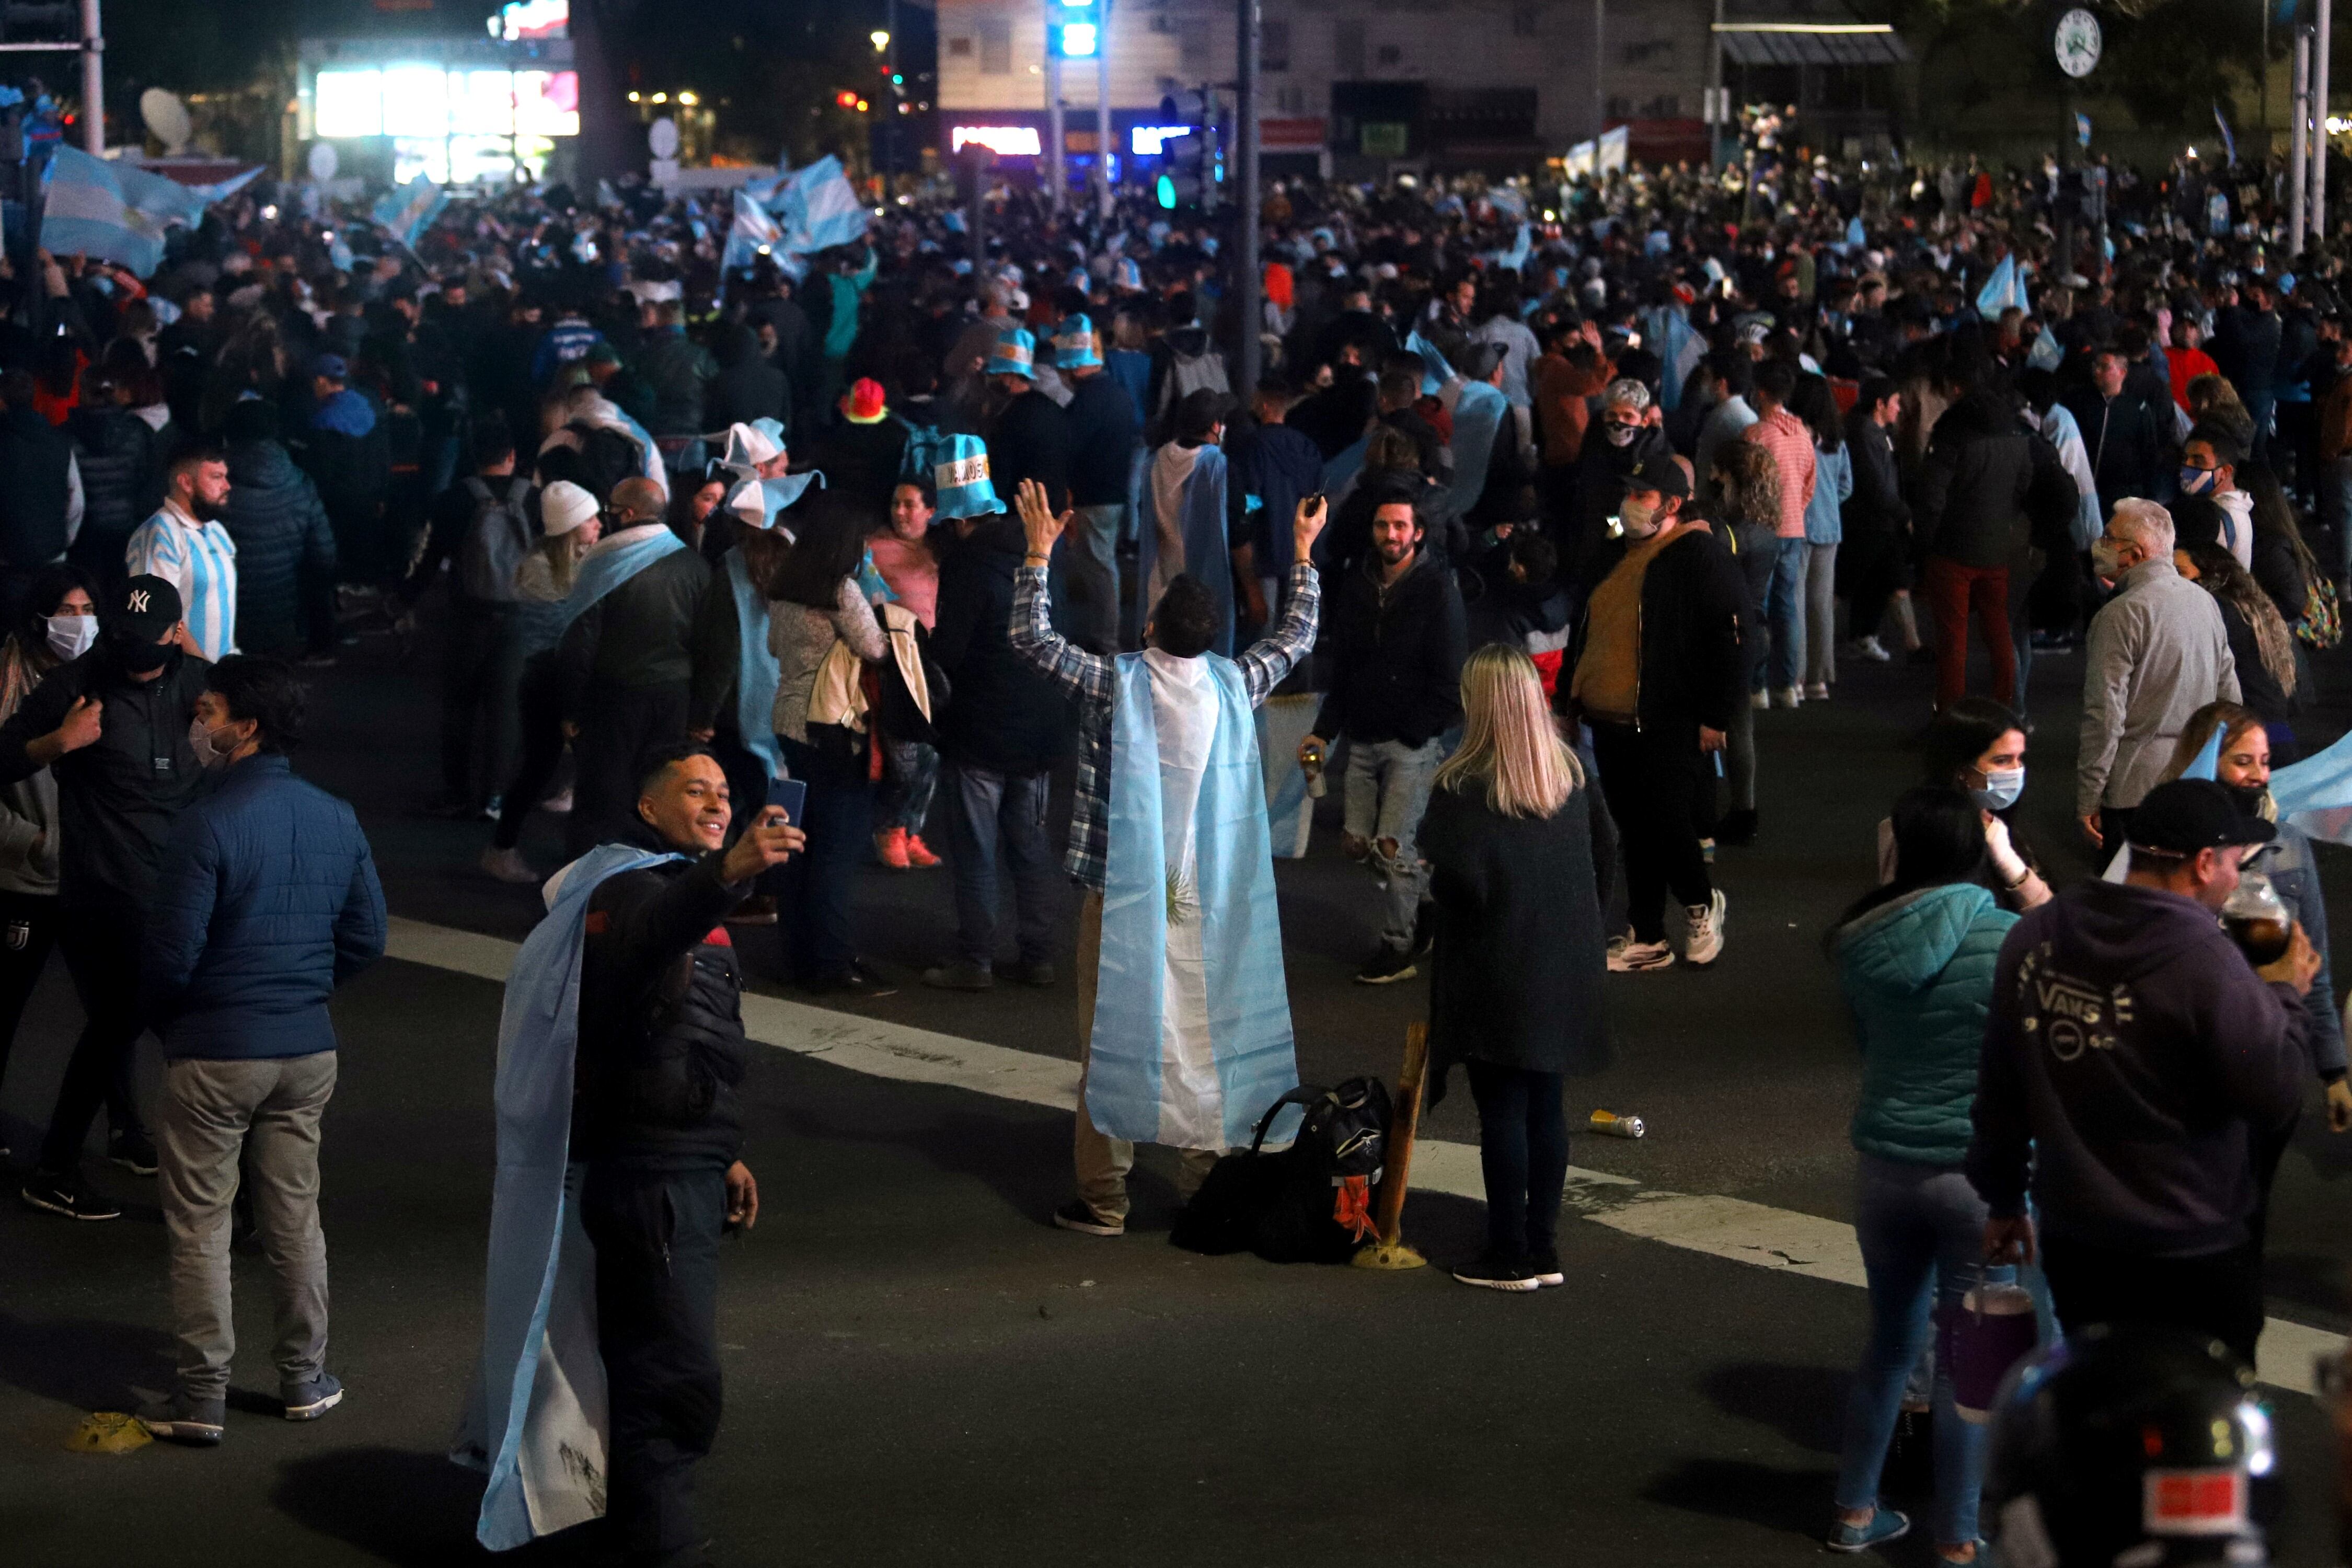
142, 753, 387, 1059
1837, 882, 2019, 1165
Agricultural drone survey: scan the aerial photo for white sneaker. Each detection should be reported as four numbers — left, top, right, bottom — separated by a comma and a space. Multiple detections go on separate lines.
1607, 939, 1677, 973
539, 788, 573, 814
1749, 690, 1770, 711
1684, 889, 1727, 966
1805, 681, 1831, 701
1850, 636, 1892, 663
480, 846, 539, 885
1771, 686, 1802, 709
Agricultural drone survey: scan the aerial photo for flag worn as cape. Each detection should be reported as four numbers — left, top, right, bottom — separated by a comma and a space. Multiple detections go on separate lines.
724, 548, 786, 780
1136, 442, 1236, 657
1431, 378, 1509, 528
1085, 651, 1300, 1148
451, 844, 685, 1550
552, 524, 687, 636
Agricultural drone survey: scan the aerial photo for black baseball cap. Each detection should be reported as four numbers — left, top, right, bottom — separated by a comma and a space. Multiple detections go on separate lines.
2126, 778, 2278, 855
1623, 455, 1690, 501
109, 574, 183, 641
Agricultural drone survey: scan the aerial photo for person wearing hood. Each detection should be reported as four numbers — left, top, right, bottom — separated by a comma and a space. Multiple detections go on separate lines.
2155, 706, 2351, 1134
217, 400, 336, 662
1826, 787, 2031, 1562
2076, 500, 2239, 850
1968, 778, 2317, 1365
0, 574, 209, 1220
1563, 377, 1672, 596
1301, 487, 1467, 984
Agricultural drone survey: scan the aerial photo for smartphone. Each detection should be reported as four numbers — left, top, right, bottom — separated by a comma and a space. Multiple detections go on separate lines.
765, 777, 808, 827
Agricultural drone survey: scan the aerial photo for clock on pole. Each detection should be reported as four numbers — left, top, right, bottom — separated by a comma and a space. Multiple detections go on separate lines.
2054, 7, 2102, 77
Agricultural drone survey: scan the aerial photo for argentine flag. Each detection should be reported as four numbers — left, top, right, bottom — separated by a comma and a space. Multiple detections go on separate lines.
38, 146, 179, 276
1975, 253, 2027, 320
373, 175, 447, 251
779, 156, 870, 255
722, 188, 783, 274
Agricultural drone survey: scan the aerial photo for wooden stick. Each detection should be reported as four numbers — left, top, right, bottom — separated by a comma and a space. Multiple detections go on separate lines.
1373, 1021, 1429, 1246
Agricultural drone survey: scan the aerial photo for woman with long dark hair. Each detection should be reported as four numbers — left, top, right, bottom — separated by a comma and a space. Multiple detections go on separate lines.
2175, 541, 2301, 751
1790, 372, 1851, 701
768, 497, 892, 995
1827, 786, 2030, 1562
1904, 697, 2051, 910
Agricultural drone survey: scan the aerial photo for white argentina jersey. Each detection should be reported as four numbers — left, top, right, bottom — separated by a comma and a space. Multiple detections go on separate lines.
126, 506, 240, 662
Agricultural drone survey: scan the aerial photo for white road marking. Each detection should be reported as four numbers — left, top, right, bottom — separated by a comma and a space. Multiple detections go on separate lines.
384, 916, 2345, 1396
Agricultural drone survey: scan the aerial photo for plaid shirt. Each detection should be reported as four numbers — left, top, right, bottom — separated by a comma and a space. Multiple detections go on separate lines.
1743, 406, 1818, 539
1011, 561, 1321, 889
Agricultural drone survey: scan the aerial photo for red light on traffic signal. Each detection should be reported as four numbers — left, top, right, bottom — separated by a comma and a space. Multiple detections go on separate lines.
835, 89, 858, 108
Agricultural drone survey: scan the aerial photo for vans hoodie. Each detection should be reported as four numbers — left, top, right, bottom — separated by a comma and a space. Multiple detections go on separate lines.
1967, 878, 2310, 1258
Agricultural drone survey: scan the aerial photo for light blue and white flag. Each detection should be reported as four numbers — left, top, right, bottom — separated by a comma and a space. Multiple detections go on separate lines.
778, 155, 870, 255
1975, 253, 2027, 319
373, 175, 447, 251
36, 145, 178, 276
722, 187, 782, 274
2268, 727, 2352, 846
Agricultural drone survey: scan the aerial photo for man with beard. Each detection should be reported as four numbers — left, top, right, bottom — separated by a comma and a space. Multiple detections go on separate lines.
1563, 379, 1672, 598
128, 441, 240, 663
2, 575, 211, 1218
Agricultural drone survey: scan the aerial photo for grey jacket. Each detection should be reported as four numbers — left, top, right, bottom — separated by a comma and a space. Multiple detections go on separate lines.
2076, 559, 2241, 817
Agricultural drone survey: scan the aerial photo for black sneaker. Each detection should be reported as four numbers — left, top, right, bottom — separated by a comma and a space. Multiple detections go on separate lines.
921, 960, 994, 992
1354, 945, 1418, 985
21, 1172, 121, 1220
1451, 1252, 1539, 1292
1050, 1200, 1124, 1237
108, 1129, 159, 1176
1411, 903, 1435, 958
137, 1392, 226, 1445
1001, 959, 1057, 988
1527, 1247, 1565, 1287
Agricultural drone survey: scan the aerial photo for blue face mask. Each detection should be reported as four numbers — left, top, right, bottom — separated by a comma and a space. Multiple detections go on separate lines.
2178, 464, 2218, 495
1969, 765, 2025, 813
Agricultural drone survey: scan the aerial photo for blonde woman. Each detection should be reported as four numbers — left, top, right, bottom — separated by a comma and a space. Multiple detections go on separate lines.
1420, 644, 1614, 1292
482, 481, 603, 882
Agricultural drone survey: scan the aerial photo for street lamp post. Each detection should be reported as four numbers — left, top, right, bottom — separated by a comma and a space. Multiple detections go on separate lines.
1237, 0, 1261, 391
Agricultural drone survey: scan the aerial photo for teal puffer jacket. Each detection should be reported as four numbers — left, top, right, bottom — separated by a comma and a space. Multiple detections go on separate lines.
1836, 882, 2020, 1166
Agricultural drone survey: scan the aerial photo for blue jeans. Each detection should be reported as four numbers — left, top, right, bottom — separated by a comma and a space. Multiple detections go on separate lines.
944, 760, 1058, 972
1341, 737, 1442, 951
1833, 1154, 2022, 1549
1761, 534, 1805, 690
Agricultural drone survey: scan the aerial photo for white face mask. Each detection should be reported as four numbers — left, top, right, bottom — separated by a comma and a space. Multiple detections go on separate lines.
43, 613, 96, 663
189, 716, 239, 769
1620, 496, 1659, 536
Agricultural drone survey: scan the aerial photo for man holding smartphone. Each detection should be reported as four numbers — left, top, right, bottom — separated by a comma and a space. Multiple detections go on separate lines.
462, 744, 802, 1564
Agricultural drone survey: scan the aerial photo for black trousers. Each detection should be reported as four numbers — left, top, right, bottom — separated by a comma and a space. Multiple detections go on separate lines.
441, 599, 519, 803
1588, 719, 1713, 944
566, 681, 691, 858
38, 906, 148, 1175
582, 1162, 726, 1568
494, 656, 568, 852
2039, 1233, 2267, 1367
1465, 1060, 1569, 1260
1841, 521, 1912, 647
0, 887, 59, 1104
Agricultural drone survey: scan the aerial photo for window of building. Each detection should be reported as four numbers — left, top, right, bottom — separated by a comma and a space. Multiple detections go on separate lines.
1376, 43, 1402, 67
1334, 18, 1364, 76
946, 36, 973, 58
1262, 18, 1290, 72
979, 16, 1012, 74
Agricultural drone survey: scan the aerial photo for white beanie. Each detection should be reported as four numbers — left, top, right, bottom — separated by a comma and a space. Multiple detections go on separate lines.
541, 480, 599, 537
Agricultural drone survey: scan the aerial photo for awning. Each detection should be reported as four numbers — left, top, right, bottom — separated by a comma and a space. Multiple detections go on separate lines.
1714, 22, 1910, 67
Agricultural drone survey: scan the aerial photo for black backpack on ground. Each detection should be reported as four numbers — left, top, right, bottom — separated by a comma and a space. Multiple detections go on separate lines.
1170, 1078, 1391, 1264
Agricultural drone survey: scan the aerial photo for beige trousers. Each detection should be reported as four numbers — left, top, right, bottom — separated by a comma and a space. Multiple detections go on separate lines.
1071, 888, 1220, 1222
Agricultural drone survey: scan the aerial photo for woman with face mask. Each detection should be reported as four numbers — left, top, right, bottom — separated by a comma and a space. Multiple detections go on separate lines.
2159, 702, 2352, 1135
0, 564, 98, 1152
1886, 698, 2051, 911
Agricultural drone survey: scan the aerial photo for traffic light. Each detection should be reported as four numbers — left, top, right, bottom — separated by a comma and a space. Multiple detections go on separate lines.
1155, 89, 1213, 210
1050, 0, 1099, 59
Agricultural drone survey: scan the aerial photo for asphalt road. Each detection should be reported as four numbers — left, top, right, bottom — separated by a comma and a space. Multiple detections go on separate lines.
0, 604, 2346, 1566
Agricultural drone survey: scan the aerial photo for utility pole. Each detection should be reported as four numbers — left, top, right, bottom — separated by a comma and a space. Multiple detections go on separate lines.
1237, 0, 1261, 393
1046, 8, 1066, 214
1094, 0, 1112, 213
1592, 0, 1606, 141
2293, 27, 2311, 255
77, 0, 98, 152
2316, 0, 2334, 245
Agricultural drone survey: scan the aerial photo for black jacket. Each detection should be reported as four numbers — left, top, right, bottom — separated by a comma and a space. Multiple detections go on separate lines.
1064, 373, 1142, 507
558, 533, 714, 718
1563, 523, 1748, 734
2062, 386, 2170, 517
222, 440, 337, 656
1311, 550, 1468, 748
0, 643, 210, 914
68, 406, 164, 558
574, 827, 752, 1170
1564, 423, 1673, 591
1841, 409, 1911, 538
931, 515, 1073, 775
1422, 782, 1615, 1104
2213, 305, 2284, 399
0, 404, 73, 571
1918, 391, 2037, 569
806, 414, 910, 521
987, 389, 1073, 514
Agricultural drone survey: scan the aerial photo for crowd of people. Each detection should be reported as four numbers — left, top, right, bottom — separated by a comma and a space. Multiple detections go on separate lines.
0, 139, 2346, 1566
